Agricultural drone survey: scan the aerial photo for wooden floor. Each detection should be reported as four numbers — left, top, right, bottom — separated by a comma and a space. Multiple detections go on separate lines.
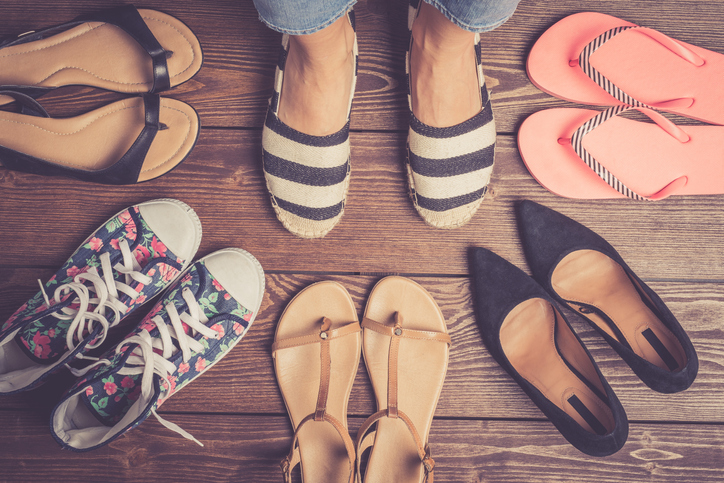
1, 0, 723, 481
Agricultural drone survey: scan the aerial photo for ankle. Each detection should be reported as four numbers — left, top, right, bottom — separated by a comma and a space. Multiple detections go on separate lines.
289, 16, 354, 69
411, 2, 475, 56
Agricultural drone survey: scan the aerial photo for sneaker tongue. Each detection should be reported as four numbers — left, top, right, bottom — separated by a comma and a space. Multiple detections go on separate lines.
80, 371, 145, 427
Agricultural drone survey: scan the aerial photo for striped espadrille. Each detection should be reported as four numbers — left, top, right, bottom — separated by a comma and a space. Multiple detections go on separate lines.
262, 12, 358, 239
405, 0, 496, 229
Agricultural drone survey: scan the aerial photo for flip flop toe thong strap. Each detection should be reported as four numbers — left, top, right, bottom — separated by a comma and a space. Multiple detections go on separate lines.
271, 318, 361, 353
361, 314, 452, 345
575, 25, 702, 109
567, 105, 689, 201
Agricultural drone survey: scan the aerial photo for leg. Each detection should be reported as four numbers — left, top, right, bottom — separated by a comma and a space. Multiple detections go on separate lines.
280, 16, 356, 135
410, 1, 480, 127
410, 0, 521, 127
253, 0, 356, 135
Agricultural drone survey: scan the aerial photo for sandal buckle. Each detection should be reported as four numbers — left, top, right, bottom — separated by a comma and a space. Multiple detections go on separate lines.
394, 328, 402, 336
422, 456, 435, 473
280, 457, 290, 474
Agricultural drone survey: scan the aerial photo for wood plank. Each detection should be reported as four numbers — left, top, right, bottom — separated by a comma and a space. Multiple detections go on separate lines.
2, 271, 722, 423
2, 1, 723, 132
1, 132, 722, 278
0, 411, 721, 482
0, 0, 722, 480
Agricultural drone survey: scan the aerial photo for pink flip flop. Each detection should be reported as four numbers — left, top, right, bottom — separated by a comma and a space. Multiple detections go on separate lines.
527, 12, 724, 125
518, 106, 724, 200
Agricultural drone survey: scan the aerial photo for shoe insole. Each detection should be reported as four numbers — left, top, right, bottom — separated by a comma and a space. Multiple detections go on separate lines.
362, 276, 448, 483
0, 9, 202, 104
500, 298, 614, 435
0, 96, 199, 182
552, 250, 687, 371
273, 281, 360, 483
0, 336, 37, 373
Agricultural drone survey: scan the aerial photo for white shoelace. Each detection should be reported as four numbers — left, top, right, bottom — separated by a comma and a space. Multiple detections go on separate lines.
101, 286, 217, 446
38, 238, 152, 362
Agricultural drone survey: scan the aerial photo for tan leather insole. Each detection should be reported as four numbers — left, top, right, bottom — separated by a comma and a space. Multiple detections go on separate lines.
552, 250, 687, 371
0, 96, 198, 182
273, 281, 360, 483
0, 9, 202, 104
363, 276, 448, 483
500, 298, 615, 434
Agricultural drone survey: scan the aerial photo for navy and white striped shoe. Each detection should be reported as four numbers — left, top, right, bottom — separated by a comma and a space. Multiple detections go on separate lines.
405, 0, 496, 229
261, 11, 358, 239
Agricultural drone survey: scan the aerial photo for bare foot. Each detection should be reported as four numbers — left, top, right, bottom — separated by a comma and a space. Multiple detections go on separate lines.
410, 2, 482, 128
277, 15, 355, 136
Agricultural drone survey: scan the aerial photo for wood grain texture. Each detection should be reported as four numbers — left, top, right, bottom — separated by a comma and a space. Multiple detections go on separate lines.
0, 0, 723, 480
0, 412, 722, 483
2, 272, 722, 423
1, 132, 722, 278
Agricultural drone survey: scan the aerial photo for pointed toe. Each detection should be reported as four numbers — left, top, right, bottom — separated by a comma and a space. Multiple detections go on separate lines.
516, 200, 698, 393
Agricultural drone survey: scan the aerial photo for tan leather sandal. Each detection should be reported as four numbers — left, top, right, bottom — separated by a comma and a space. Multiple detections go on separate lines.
272, 281, 362, 483
355, 276, 451, 483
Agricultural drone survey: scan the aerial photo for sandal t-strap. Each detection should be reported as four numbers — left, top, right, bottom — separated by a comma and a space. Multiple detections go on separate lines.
356, 313, 451, 483
272, 317, 361, 483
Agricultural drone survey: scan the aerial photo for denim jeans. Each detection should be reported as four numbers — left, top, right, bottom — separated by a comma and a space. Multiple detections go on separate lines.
252, 0, 521, 35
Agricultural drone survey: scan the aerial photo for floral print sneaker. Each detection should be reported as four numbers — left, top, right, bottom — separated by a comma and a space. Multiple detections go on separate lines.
0, 199, 202, 394
50, 248, 265, 451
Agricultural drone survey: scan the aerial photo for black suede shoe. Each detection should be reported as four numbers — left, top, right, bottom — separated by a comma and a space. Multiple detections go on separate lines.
469, 247, 628, 457
516, 200, 698, 394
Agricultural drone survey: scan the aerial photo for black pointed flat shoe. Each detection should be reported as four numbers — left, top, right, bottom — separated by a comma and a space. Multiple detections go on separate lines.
469, 247, 628, 456
516, 200, 698, 393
